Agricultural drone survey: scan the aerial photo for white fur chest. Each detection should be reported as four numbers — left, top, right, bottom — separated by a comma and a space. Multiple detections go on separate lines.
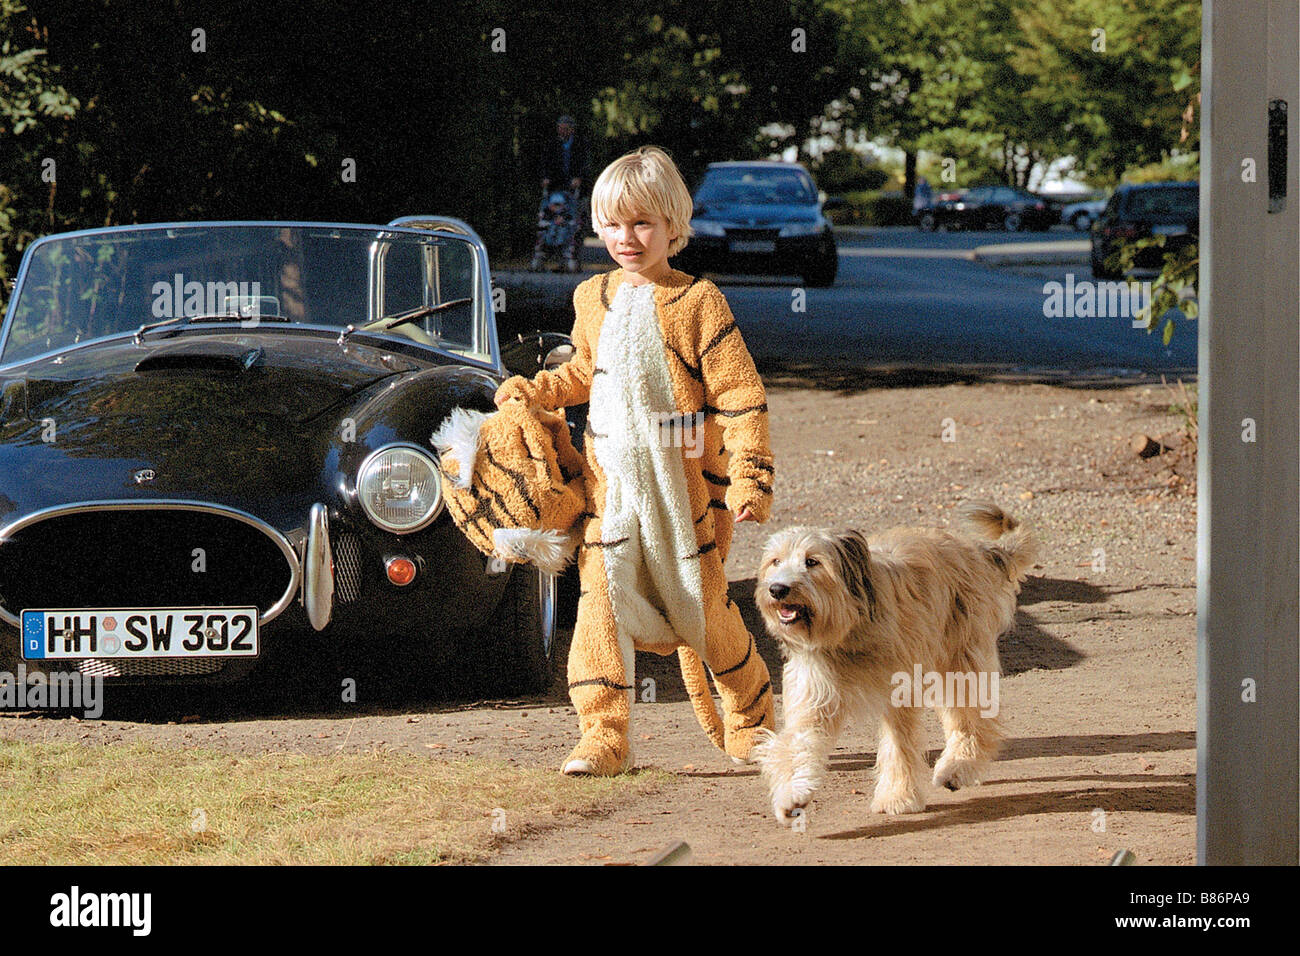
587, 281, 706, 652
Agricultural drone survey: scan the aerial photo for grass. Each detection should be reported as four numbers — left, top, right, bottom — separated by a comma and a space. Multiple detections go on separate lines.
0, 740, 669, 865
1162, 376, 1198, 441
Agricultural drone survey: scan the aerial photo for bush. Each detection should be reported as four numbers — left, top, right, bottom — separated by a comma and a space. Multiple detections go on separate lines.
827, 190, 914, 227
814, 149, 893, 193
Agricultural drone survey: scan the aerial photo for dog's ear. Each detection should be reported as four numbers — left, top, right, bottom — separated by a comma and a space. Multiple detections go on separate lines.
834, 530, 877, 619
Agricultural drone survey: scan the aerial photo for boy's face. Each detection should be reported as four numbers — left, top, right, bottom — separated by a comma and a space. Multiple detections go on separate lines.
598, 208, 678, 283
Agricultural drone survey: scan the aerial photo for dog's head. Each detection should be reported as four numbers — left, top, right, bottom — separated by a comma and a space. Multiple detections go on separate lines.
755, 526, 876, 651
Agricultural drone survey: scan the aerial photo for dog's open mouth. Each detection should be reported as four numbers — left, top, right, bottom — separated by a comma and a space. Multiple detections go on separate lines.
775, 602, 808, 625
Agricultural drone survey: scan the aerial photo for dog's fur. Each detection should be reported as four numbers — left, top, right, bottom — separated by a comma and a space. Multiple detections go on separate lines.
751, 502, 1037, 824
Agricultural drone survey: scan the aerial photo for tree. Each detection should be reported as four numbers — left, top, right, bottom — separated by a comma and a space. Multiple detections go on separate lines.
1010, 0, 1201, 181
1, 0, 77, 295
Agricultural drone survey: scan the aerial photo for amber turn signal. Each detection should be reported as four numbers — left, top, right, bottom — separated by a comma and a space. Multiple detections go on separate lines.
385, 556, 417, 586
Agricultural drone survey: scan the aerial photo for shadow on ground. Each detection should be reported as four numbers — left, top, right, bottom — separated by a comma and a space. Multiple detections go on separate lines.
817, 774, 1195, 841
757, 360, 1194, 394
6, 568, 1099, 726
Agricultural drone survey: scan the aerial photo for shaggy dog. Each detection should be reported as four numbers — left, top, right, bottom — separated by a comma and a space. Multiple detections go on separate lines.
751, 502, 1037, 825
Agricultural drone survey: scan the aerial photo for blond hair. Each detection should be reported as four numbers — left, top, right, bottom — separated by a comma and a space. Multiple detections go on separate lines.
590, 146, 694, 256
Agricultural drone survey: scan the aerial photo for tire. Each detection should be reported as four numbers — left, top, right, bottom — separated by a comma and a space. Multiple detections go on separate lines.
474, 565, 557, 695
557, 560, 581, 626
0, 624, 17, 676
918, 212, 937, 232
802, 243, 838, 288
1071, 213, 1092, 232
1003, 212, 1023, 232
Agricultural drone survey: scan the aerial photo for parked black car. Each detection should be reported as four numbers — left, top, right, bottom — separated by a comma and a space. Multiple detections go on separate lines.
0, 217, 577, 694
1090, 181, 1199, 280
673, 161, 838, 287
916, 185, 1055, 232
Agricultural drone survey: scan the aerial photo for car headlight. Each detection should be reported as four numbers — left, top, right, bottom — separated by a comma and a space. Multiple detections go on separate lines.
778, 222, 824, 237
357, 443, 444, 534
691, 221, 726, 237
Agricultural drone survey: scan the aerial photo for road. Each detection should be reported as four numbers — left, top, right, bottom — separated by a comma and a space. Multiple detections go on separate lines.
507, 226, 1198, 382
716, 227, 1196, 379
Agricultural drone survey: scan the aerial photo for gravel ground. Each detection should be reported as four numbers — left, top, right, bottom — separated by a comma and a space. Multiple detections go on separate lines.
0, 378, 1197, 865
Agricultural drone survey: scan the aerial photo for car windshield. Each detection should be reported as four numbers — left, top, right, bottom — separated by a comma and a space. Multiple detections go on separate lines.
695, 168, 817, 205
1125, 186, 1198, 219
0, 224, 485, 366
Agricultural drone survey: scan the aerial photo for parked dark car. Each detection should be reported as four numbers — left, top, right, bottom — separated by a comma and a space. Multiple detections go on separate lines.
1090, 181, 1199, 279
673, 161, 838, 287
0, 217, 577, 695
916, 185, 1055, 232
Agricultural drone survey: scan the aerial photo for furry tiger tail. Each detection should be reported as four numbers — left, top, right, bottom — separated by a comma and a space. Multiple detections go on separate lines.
958, 501, 1039, 584
677, 645, 727, 751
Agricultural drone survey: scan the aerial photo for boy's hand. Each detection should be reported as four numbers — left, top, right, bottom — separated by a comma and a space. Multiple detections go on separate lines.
495, 376, 537, 408
734, 505, 754, 523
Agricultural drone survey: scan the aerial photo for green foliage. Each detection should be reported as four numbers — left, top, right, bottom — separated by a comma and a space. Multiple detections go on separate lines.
1, 0, 78, 301
1011, 0, 1201, 181
0, 0, 1204, 285
828, 0, 1199, 188
813, 148, 891, 192
1123, 153, 1200, 183
1121, 236, 1198, 345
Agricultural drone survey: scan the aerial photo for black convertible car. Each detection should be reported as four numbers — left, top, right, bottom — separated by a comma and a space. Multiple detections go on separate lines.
0, 217, 577, 694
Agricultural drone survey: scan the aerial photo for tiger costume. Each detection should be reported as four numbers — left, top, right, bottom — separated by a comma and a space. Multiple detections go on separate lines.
476, 267, 776, 775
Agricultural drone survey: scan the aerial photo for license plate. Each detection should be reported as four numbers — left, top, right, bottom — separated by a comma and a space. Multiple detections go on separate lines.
20, 608, 259, 660
1152, 224, 1188, 236
729, 239, 776, 253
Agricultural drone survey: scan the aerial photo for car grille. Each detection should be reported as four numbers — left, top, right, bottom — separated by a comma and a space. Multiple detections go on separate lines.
725, 228, 780, 241
73, 657, 225, 678
0, 505, 296, 623
334, 532, 363, 604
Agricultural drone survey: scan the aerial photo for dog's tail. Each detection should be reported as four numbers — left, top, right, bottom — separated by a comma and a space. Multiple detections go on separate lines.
677, 646, 727, 752
958, 501, 1039, 584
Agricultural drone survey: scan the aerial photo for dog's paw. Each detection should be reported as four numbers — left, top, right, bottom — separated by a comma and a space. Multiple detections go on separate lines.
932, 755, 986, 792
869, 783, 926, 815
770, 777, 816, 826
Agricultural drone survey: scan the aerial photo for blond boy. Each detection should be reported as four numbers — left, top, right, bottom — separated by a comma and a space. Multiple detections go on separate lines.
496, 146, 775, 775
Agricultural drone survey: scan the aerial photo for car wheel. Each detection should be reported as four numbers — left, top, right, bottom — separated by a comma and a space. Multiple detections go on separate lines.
557, 560, 581, 626
474, 564, 556, 695
0, 625, 17, 675
918, 212, 937, 232
802, 263, 836, 288
1072, 213, 1093, 232
1003, 212, 1023, 231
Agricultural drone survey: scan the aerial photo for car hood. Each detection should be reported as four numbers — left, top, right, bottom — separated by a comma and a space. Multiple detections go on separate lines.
692, 202, 821, 226
10, 332, 418, 423
0, 331, 438, 524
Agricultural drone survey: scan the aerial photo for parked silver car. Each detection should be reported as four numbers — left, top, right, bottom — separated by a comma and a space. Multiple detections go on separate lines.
1060, 197, 1108, 231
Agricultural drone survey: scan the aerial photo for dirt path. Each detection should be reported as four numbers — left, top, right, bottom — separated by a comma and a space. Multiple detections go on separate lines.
0, 379, 1197, 865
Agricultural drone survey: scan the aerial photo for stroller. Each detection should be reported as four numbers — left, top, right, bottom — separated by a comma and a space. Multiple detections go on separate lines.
529, 188, 582, 273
